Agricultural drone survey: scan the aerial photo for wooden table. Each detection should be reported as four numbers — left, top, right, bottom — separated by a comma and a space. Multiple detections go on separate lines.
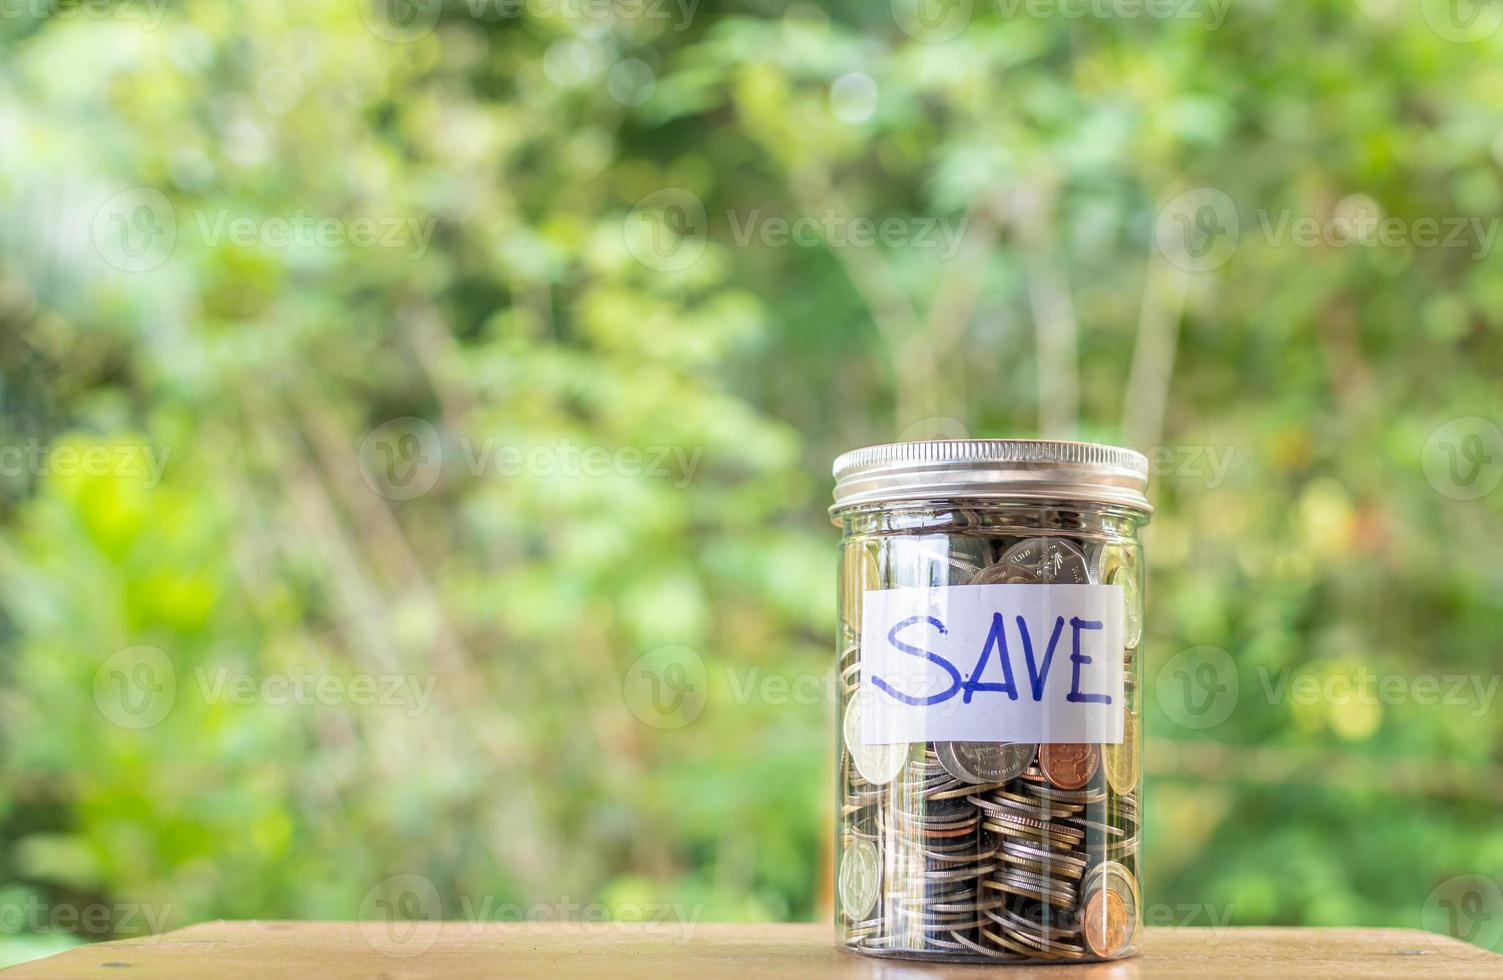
5, 922, 1499, 977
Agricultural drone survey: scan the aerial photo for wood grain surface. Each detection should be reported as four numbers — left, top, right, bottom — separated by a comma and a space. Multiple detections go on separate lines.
5, 922, 1500, 978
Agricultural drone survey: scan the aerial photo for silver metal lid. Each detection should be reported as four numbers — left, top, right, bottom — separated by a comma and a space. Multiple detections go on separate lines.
831, 440, 1151, 514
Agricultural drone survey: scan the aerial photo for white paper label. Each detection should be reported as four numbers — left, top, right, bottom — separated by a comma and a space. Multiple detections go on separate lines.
859, 584, 1125, 745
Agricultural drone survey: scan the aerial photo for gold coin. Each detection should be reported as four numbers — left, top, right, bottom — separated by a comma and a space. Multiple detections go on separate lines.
1093, 541, 1136, 586
841, 540, 879, 631
1105, 711, 1140, 795
1109, 565, 1142, 651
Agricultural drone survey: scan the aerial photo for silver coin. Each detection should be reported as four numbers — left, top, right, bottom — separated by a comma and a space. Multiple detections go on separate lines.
889, 889, 985, 913
1000, 537, 1090, 585
952, 928, 1027, 961
920, 865, 1000, 886
937, 741, 1036, 784
843, 696, 907, 785
921, 933, 973, 950
984, 788, 1079, 820
968, 561, 1038, 585
839, 839, 881, 921
991, 901, 1080, 942
926, 893, 1007, 913
1020, 780, 1106, 806
986, 870, 1077, 909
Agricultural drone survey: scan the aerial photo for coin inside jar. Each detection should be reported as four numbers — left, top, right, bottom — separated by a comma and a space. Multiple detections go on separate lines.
1079, 862, 1140, 959
936, 741, 1036, 784
1104, 710, 1139, 795
1091, 541, 1135, 586
967, 561, 1038, 585
1108, 565, 1142, 650
1000, 537, 1090, 585
1039, 743, 1100, 790
839, 838, 880, 921
843, 696, 908, 786
841, 540, 879, 628
1081, 885, 1129, 958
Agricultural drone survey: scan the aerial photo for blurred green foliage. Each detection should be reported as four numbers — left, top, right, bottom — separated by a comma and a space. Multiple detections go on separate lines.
0, 0, 1501, 967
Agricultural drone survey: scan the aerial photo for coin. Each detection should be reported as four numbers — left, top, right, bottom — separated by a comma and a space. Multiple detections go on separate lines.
1080, 861, 1141, 916
1039, 743, 1099, 790
998, 839, 1088, 879
987, 868, 1077, 908
839, 655, 861, 696
1104, 711, 1140, 795
839, 839, 880, 921
1080, 864, 1139, 958
981, 816, 1084, 850
983, 788, 1078, 819
1018, 778, 1106, 807
951, 930, 1026, 961
983, 915, 1086, 959
991, 899, 1080, 942
1082, 886, 1128, 958
1111, 862, 1142, 912
1109, 565, 1142, 650
936, 741, 1036, 784
843, 697, 907, 786
1000, 538, 1090, 585
968, 561, 1038, 585
1091, 541, 1135, 586
842, 540, 879, 630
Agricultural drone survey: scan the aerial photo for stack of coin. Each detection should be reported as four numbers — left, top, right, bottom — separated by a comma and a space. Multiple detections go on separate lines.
973, 767, 1087, 956
838, 642, 860, 702
877, 749, 999, 953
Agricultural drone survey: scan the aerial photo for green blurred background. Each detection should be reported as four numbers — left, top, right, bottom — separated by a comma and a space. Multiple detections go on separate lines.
1, 0, 1502, 967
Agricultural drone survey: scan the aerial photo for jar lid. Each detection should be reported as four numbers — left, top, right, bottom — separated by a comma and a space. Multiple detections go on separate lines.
831, 439, 1151, 514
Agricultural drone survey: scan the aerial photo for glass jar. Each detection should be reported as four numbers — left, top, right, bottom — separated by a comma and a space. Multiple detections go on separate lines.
831, 440, 1150, 963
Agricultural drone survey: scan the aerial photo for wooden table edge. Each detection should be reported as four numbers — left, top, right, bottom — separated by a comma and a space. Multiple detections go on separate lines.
3, 922, 1499, 977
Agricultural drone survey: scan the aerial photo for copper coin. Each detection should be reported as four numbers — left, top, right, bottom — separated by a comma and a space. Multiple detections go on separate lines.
1038, 743, 1099, 790
1082, 886, 1129, 958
